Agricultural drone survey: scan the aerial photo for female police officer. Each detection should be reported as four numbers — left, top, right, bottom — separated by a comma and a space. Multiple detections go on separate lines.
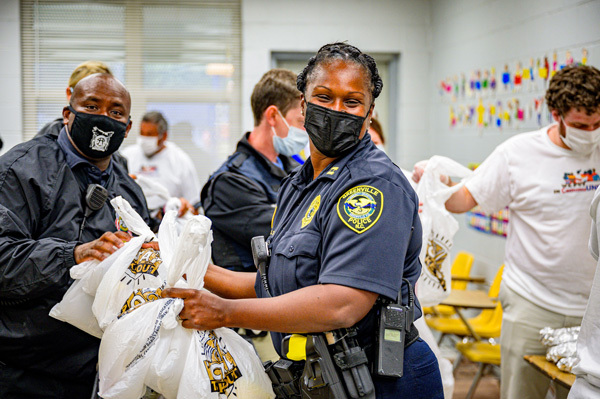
164, 42, 443, 398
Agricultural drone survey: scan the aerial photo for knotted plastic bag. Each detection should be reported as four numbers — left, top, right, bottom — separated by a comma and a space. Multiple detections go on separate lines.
415, 156, 473, 307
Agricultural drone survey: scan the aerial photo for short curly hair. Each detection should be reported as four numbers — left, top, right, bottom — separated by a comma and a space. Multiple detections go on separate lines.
545, 65, 600, 116
297, 42, 383, 102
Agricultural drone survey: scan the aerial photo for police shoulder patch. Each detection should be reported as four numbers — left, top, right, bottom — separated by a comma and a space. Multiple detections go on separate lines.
336, 185, 383, 234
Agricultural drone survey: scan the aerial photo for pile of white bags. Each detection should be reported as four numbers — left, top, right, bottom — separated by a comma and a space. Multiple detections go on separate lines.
415, 156, 473, 307
540, 326, 581, 372
50, 197, 274, 399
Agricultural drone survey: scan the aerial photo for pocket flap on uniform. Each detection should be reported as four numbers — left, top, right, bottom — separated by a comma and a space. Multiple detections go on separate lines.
274, 231, 321, 259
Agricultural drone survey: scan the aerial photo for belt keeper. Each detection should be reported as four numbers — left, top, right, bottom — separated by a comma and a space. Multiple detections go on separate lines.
333, 348, 368, 371
405, 323, 419, 348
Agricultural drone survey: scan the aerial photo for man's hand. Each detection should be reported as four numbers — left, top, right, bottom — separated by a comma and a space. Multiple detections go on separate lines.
412, 160, 427, 184
178, 197, 198, 217
74, 231, 131, 263
412, 160, 450, 185
141, 241, 160, 251
162, 288, 228, 330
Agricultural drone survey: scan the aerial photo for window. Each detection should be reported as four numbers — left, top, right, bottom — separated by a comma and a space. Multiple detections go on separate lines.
21, 0, 241, 184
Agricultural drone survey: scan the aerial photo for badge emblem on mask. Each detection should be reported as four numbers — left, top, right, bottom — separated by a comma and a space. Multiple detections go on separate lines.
90, 126, 115, 152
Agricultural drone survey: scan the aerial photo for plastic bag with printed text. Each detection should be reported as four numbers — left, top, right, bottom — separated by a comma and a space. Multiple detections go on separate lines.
49, 197, 157, 337
97, 199, 274, 399
415, 156, 473, 307
92, 196, 161, 329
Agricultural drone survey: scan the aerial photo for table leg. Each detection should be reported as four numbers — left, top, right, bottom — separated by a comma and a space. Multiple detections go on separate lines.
454, 306, 482, 341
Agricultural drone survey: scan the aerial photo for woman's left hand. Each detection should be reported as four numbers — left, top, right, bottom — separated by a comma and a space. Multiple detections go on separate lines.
162, 288, 228, 330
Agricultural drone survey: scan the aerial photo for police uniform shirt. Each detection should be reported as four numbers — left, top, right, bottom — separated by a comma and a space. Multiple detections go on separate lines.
255, 135, 422, 355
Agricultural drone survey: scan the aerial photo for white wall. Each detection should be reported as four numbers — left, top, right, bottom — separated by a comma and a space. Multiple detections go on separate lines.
429, 0, 600, 281
241, 0, 433, 169
0, 0, 21, 156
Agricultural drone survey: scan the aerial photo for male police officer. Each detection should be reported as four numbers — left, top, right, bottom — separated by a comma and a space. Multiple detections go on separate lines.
0, 73, 149, 398
201, 69, 307, 271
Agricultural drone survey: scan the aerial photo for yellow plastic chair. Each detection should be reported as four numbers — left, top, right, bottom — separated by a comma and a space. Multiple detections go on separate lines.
426, 265, 504, 345
455, 341, 501, 399
423, 251, 475, 317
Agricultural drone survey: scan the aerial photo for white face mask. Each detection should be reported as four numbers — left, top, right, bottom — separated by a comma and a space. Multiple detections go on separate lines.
138, 136, 160, 157
272, 109, 309, 156
560, 118, 600, 156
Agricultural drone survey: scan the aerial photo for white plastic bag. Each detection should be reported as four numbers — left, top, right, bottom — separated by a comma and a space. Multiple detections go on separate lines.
49, 253, 123, 338
134, 174, 171, 213
134, 174, 193, 226
177, 327, 276, 399
49, 259, 103, 337
92, 197, 160, 329
98, 211, 274, 399
415, 156, 472, 307
50, 196, 157, 336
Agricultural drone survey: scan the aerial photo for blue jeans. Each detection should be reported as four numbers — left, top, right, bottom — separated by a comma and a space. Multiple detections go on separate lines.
373, 338, 443, 399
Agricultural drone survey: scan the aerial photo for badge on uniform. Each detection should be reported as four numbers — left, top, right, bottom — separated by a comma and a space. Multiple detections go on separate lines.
301, 195, 321, 228
337, 185, 383, 234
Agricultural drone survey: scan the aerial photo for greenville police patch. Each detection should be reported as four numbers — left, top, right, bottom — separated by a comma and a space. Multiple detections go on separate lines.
337, 185, 383, 234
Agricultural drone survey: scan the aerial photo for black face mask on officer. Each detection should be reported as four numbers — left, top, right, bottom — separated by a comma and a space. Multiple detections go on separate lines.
304, 102, 371, 158
67, 105, 128, 159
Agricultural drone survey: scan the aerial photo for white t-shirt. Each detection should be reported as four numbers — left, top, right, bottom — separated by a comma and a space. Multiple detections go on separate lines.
568, 190, 600, 398
122, 141, 201, 204
465, 125, 600, 315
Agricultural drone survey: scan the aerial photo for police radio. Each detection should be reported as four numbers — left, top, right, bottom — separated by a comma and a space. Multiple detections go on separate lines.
374, 278, 415, 378
78, 184, 108, 241
251, 235, 272, 297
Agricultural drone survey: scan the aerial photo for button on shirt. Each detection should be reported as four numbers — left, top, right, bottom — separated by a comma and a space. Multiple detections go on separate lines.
255, 136, 423, 355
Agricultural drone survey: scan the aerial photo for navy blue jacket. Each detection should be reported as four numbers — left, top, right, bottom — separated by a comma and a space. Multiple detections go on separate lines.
0, 127, 149, 383
201, 133, 299, 271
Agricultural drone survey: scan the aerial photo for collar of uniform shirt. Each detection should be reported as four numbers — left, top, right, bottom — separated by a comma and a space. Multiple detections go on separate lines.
57, 126, 113, 185
291, 134, 371, 187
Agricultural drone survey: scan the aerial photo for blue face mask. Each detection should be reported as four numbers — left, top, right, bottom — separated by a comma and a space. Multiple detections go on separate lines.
272, 109, 309, 156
